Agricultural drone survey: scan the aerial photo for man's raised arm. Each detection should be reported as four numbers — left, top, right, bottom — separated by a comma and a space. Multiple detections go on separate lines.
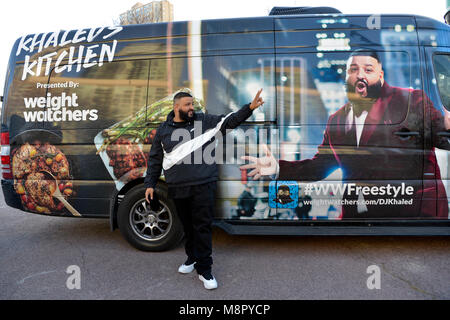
207, 89, 265, 135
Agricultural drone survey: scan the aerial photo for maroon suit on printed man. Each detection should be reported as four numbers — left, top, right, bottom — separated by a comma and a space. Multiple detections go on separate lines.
278, 83, 449, 218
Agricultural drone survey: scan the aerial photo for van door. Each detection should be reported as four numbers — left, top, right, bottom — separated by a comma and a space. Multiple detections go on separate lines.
424, 47, 450, 218
43, 59, 151, 217
197, 19, 277, 221
274, 16, 429, 220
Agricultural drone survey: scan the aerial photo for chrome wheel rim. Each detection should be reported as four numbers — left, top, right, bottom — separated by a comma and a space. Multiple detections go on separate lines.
129, 198, 172, 241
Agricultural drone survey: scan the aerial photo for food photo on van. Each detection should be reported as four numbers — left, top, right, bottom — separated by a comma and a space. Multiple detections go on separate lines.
1, 6, 449, 252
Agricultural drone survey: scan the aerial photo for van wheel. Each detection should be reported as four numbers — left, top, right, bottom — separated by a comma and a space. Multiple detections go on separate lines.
117, 184, 183, 251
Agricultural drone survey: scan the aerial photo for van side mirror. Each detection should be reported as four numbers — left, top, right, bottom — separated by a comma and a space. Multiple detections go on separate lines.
445, 10, 450, 25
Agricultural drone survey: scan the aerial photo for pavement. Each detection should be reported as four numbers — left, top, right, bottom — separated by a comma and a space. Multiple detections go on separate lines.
0, 190, 449, 300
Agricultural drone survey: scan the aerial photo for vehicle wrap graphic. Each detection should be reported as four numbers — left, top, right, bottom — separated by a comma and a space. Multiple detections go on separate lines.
3, 17, 450, 221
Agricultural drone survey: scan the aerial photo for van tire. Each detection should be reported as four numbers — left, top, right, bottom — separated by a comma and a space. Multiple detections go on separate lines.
117, 184, 183, 251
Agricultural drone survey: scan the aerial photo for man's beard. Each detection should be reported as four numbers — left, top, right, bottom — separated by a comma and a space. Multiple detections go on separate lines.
179, 109, 194, 121
278, 194, 293, 204
346, 79, 383, 115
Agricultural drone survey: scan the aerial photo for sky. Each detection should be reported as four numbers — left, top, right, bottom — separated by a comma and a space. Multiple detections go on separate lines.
0, 0, 448, 97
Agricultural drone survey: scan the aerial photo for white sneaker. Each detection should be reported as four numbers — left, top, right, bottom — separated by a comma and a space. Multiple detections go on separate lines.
178, 262, 196, 274
199, 274, 218, 290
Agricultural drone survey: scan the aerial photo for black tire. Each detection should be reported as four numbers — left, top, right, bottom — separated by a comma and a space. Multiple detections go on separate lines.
117, 183, 183, 251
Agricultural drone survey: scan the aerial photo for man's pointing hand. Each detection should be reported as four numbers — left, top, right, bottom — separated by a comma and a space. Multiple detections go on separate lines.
249, 88, 265, 110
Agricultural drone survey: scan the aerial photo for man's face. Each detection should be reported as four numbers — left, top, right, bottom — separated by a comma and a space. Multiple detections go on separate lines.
175, 97, 194, 121
345, 56, 384, 100
278, 188, 291, 197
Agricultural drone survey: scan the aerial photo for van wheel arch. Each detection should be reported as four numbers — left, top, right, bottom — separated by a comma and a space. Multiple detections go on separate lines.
110, 178, 145, 230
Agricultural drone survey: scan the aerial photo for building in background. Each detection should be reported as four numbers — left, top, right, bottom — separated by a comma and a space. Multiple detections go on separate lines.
119, 1, 173, 25
446, 0, 450, 23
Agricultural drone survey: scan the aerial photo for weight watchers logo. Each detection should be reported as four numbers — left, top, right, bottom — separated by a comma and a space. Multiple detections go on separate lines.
22, 92, 98, 122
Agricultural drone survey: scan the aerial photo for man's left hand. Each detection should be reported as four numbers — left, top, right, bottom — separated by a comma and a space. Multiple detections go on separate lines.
250, 88, 265, 110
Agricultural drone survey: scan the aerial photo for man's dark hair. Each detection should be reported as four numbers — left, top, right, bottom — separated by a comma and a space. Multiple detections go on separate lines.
349, 49, 381, 63
278, 185, 291, 193
173, 92, 193, 104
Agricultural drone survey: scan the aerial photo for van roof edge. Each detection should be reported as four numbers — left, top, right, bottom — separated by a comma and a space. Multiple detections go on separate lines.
269, 6, 342, 16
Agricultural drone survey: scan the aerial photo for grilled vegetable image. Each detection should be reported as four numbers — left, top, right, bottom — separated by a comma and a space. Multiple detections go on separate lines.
97, 88, 205, 154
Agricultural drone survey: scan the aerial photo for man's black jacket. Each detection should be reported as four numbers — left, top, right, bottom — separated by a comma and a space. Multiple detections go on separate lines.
144, 104, 254, 189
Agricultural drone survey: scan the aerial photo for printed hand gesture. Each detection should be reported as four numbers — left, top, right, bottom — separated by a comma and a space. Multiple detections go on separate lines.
249, 89, 265, 110
240, 144, 278, 180
444, 108, 450, 131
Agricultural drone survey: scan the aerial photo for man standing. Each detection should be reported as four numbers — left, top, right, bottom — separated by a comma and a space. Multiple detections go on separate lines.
144, 90, 264, 290
241, 50, 450, 218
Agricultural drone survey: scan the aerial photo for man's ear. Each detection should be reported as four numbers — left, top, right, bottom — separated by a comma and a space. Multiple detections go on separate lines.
380, 68, 384, 85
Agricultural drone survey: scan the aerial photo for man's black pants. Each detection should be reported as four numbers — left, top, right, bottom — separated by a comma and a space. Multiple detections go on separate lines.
171, 182, 216, 275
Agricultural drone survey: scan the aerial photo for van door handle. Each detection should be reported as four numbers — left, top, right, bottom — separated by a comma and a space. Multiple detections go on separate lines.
394, 131, 419, 137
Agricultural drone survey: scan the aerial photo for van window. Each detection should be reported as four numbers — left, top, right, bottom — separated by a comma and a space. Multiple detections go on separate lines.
146, 57, 197, 124
277, 51, 412, 126
433, 54, 450, 109
212, 54, 276, 122
5, 68, 48, 139
47, 59, 150, 130
146, 55, 276, 124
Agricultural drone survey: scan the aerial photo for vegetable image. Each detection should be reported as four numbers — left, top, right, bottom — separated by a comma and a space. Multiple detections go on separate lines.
94, 88, 205, 190
96, 88, 205, 154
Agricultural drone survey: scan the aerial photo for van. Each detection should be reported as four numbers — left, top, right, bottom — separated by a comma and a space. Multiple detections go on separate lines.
1, 7, 449, 251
